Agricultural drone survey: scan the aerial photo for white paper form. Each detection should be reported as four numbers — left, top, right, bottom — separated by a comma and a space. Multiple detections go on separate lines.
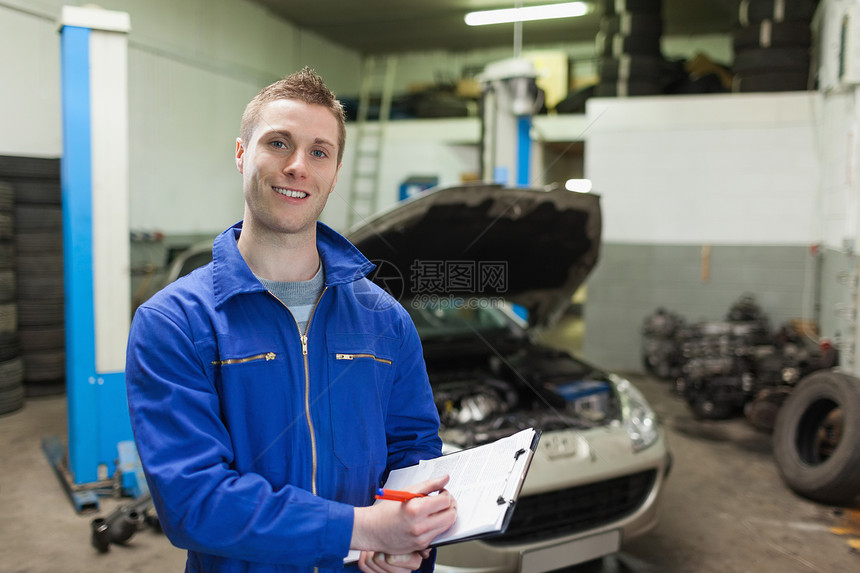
381, 428, 538, 543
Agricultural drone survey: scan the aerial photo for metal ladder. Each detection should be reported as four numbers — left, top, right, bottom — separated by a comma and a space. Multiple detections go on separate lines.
345, 55, 397, 229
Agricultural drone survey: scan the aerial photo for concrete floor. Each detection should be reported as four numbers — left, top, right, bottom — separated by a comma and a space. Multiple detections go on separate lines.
1, 370, 859, 572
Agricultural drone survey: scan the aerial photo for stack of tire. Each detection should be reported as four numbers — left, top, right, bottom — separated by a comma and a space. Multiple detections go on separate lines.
0, 181, 24, 415
596, 0, 665, 97
14, 172, 66, 397
733, 0, 818, 92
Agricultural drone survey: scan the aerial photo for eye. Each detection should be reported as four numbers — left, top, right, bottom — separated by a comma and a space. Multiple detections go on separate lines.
311, 149, 328, 159
271, 140, 288, 149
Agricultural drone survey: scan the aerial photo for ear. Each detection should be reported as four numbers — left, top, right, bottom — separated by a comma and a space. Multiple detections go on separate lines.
235, 138, 245, 173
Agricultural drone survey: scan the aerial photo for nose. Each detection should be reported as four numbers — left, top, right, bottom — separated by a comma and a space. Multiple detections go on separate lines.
282, 148, 308, 179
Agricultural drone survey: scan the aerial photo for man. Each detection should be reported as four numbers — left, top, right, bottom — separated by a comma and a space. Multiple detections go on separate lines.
125, 67, 456, 573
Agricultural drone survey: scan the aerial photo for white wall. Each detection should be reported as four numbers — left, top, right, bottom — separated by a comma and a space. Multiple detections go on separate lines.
584, 92, 821, 246
322, 119, 481, 232
0, 0, 361, 235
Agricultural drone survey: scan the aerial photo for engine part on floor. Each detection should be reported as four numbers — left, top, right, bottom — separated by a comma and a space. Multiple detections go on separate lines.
643, 294, 836, 423
772, 371, 860, 506
90, 493, 159, 552
745, 385, 794, 432
641, 307, 685, 379
90, 518, 110, 553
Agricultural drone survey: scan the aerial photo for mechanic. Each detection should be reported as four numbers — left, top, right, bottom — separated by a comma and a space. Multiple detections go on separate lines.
125, 67, 457, 573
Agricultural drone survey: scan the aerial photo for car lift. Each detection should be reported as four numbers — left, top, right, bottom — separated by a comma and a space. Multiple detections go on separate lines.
46, 5, 135, 514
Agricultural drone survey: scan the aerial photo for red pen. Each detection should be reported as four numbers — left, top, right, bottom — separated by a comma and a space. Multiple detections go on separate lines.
375, 488, 428, 502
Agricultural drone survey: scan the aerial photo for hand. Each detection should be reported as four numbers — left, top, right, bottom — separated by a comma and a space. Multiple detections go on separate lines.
357, 549, 430, 573
352, 475, 457, 556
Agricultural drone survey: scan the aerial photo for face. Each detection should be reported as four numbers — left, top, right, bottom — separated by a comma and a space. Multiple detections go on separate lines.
235, 99, 341, 241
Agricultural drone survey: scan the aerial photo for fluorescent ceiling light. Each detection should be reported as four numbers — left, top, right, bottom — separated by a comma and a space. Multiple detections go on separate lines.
465, 2, 588, 26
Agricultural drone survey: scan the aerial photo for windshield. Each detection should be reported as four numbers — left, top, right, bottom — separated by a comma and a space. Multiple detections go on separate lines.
405, 300, 520, 340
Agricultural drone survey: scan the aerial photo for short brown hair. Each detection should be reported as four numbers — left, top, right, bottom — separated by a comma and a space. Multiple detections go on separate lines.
240, 67, 346, 164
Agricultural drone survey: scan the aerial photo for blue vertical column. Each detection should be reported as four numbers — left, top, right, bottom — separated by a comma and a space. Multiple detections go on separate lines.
60, 6, 132, 485
60, 24, 99, 484
516, 116, 531, 187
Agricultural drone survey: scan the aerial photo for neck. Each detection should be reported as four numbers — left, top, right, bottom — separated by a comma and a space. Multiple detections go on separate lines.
237, 221, 321, 282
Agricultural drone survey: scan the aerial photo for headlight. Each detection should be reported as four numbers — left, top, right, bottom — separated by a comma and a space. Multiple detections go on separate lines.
610, 373, 660, 452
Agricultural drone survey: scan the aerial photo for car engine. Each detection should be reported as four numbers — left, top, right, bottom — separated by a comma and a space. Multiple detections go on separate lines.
428, 350, 622, 449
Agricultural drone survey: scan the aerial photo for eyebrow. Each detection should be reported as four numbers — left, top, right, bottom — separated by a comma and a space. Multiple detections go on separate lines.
264, 129, 335, 149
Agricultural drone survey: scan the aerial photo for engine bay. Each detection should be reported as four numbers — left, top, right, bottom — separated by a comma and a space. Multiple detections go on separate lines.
428, 348, 623, 448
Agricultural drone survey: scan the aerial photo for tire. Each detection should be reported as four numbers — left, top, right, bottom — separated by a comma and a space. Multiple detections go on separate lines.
600, 13, 663, 36
0, 331, 19, 361
0, 212, 12, 240
22, 349, 65, 381
0, 242, 12, 270
18, 326, 65, 351
9, 179, 61, 205
738, 0, 818, 26
0, 269, 14, 302
734, 47, 811, 73
773, 371, 860, 506
0, 156, 60, 179
0, 182, 12, 211
598, 55, 665, 82
16, 276, 64, 301
595, 80, 662, 97
599, 0, 663, 16
0, 302, 17, 334
0, 356, 24, 388
17, 300, 64, 327
14, 232, 63, 255
15, 254, 63, 275
596, 31, 662, 57
733, 71, 811, 92
733, 20, 812, 50
13, 205, 62, 232
0, 383, 25, 415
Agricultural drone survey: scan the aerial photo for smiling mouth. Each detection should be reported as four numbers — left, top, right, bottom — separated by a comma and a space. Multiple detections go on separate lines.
274, 186, 308, 199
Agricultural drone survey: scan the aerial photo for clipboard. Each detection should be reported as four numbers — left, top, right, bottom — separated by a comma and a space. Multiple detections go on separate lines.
345, 427, 541, 563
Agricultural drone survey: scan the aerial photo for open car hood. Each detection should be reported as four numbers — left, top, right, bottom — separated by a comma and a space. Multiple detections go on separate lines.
346, 183, 601, 328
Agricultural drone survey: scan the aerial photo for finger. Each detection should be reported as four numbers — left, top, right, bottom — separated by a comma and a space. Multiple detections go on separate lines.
384, 552, 423, 570
412, 474, 450, 495
407, 488, 456, 518
356, 551, 378, 573
363, 552, 390, 573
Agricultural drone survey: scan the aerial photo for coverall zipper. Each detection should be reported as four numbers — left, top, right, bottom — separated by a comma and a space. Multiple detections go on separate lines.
211, 352, 276, 366
269, 286, 328, 497
335, 353, 392, 365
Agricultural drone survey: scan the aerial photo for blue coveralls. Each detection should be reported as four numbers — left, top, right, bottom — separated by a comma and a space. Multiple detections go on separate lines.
126, 221, 442, 572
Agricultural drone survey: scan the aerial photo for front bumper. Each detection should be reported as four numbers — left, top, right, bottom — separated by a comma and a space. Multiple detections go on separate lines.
435, 427, 671, 573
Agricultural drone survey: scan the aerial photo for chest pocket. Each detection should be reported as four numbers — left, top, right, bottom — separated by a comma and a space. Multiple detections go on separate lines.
327, 333, 397, 470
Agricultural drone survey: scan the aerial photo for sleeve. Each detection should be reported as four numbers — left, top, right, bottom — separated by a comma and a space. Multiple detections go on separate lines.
125, 304, 353, 567
383, 307, 443, 473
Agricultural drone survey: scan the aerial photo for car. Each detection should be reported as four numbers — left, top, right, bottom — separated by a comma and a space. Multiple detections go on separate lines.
348, 183, 672, 573
157, 182, 672, 572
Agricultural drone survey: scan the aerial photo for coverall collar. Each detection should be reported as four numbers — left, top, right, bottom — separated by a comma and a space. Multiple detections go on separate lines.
212, 220, 376, 309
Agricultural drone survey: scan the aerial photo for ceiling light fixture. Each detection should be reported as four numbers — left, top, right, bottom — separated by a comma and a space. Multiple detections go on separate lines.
465, 2, 589, 26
